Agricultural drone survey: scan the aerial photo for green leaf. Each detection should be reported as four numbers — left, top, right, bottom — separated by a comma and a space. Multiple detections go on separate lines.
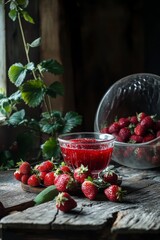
21, 79, 46, 107
21, 10, 35, 24
38, 59, 64, 75
29, 38, 41, 48
62, 112, 83, 133
17, 0, 29, 8
40, 111, 64, 134
41, 137, 60, 159
26, 62, 34, 71
9, 1, 17, 10
8, 63, 27, 87
8, 109, 25, 125
9, 90, 22, 102
46, 81, 64, 98
9, 9, 17, 21
0, 98, 12, 116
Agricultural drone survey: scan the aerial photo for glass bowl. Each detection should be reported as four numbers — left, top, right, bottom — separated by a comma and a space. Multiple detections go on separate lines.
58, 132, 115, 176
94, 73, 160, 169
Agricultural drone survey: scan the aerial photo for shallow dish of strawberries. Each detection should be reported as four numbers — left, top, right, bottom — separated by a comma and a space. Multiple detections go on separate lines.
94, 73, 160, 169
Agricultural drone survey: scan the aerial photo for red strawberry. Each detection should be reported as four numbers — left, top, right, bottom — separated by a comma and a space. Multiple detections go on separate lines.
81, 178, 98, 200
19, 161, 31, 175
27, 174, 40, 187
130, 134, 143, 143
137, 112, 147, 122
130, 116, 138, 124
38, 160, 54, 172
21, 174, 30, 184
134, 123, 146, 136
118, 117, 130, 128
104, 185, 124, 202
140, 116, 154, 128
14, 170, 23, 181
102, 168, 118, 185
56, 192, 77, 212
44, 171, 55, 186
74, 164, 91, 184
108, 122, 120, 134
100, 127, 110, 133
118, 127, 131, 142
38, 171, 47, 181
143, 133, 155, 142
54, 173, 76, 192
60, 162, 72, 174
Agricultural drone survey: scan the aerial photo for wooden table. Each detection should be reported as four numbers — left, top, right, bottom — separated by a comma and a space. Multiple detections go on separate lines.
1, 164, 160, 240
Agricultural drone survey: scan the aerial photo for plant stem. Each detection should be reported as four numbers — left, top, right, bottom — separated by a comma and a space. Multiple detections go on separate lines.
17, 12, 37, 80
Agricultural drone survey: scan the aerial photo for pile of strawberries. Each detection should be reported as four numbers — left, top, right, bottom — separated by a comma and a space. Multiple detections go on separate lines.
100, 112, 160, 166
101, 112, 160, 143
14, 160, 125, 212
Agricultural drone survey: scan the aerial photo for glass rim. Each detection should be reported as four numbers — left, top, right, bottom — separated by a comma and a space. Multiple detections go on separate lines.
58, 132, 115, 144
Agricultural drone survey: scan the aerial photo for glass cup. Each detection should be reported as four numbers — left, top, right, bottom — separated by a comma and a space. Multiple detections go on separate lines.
58, 132, 115, 177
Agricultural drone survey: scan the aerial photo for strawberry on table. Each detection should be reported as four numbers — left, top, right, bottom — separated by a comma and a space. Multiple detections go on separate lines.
102, 167, 118, 185
19, 161, 31, 175
56, 192, 77, 212
104, 185, 125, 202
44, 171, 55, 187
74, 164, 91, 184
54, 173, 77, 192
27, 174, 40, 187
14, 170, 23, 181
38, 160, 54, 172
21, 174, 30, 184
81, 178, 98, 200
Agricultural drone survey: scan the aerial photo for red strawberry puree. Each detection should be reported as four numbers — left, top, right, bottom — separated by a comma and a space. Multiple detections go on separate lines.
60, 138, 113, 175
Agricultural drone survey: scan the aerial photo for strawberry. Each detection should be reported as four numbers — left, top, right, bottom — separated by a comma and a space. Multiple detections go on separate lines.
104, 185, 124, 202
27, 174, 40, 187
38, 160, 54, 172
140, 116, 154, 128
44, 171, 55, 186
134, 123, 146, 136
118, 117, 130, 128
56, 192, 77, 212
100, 127, 110, 133
14, 170, 23, 181
129, 116, 138, 125
54, 173, 76, 192
60, 162, 72, 174
108, 122, 120, 134
130, 134, 143, 143
137, 112, 147, 122
38, 171, 47, 181
19, 161, 31, 175
118, 127, 131, 142
102, 168, 118, 185
73, 164, 91, 183
21, 174, 30, 184
143, 133, 155, 142
81, 178, 98, 200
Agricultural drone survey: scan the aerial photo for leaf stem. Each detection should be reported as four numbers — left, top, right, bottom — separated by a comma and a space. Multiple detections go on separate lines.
17, 12, 37, 80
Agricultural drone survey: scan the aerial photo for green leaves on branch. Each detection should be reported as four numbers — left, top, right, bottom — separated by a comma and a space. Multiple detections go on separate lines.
8, 62, 34, 87
21, 79, 46, 107
38, 59, 64, 75
41, 137, 60, 160
8, 0, 34, 23
39, 111, 82, 135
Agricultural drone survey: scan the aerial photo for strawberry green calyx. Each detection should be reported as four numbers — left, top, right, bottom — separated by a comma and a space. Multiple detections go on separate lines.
56, 192, 68, 207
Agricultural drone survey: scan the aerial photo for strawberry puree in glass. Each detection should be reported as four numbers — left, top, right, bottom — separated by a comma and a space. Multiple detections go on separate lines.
59, 137, 114, 175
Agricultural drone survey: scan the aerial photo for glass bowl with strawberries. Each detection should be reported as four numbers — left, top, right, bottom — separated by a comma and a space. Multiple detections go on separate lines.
94, 73, 160, 169
58, 132, 115, 177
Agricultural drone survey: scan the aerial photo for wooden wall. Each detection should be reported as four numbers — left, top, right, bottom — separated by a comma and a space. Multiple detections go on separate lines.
5, 0, 160, 135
